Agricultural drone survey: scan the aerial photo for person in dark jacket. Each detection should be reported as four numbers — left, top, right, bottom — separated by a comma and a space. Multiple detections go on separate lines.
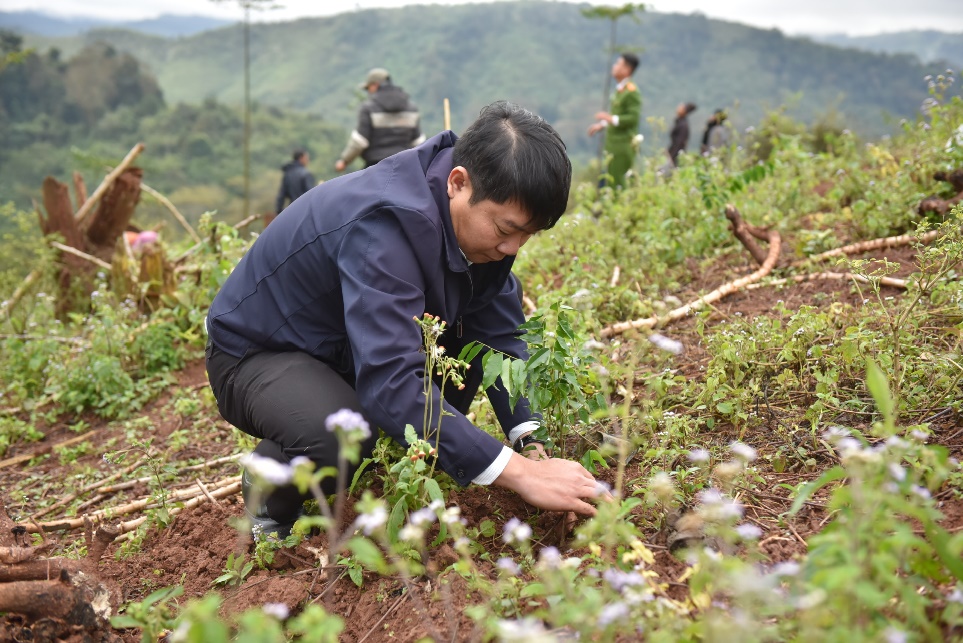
274, 149, 315, 213
667, 102, 697, 166
700, 108, 730, 155
207, 101, 604, 537
335, 68, 425, 171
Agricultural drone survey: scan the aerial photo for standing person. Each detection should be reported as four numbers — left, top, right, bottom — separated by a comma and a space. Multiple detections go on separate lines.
207, 102, 605, 537
700, 108, 730, 155
667, 102, 697, 167
587, 52, 642, 189
334, 68, 425, 172
274, 149, 315, 214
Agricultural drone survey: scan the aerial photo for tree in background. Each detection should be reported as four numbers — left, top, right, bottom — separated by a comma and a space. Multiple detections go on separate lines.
209, 0, 279, 219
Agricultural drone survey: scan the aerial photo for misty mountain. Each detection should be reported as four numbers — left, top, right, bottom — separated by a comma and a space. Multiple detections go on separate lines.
0, 10, 232, 38
813, 30, 963, 71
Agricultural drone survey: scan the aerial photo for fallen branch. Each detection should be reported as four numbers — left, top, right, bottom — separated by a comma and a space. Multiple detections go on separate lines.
746, 271, 908, 291
0, 265, 44, 319
32, 457, 148, 519
48, 241, 112, 271
24, 476, 241, 533
0, 430, 100, 471
600, 225, 781, 338
140, 182, 202, 244
807, 229, 940, 263
725, 204, 769, 265
114, 480, 241, 539
610, 265, 621, 288
75, 143, 145, 224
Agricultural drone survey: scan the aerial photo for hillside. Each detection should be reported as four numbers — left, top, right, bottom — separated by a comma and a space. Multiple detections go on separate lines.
19, 1, 954, 161
815, 30, 963, 71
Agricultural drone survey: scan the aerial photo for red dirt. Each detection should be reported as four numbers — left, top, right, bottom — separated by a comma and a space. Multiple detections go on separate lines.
1, 239, 960, 641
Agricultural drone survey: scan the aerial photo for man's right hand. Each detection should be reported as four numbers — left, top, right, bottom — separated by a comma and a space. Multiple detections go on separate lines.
335, 159, 346, 172
494, 452, 606, 515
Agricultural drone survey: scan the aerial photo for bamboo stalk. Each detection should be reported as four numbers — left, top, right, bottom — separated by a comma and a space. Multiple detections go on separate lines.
0, 430, 100, 471
745, 271, 908, 291
0, 266, 44, 319
443, 98, 451, 131
114, 481, 241, 539
610, 265, 621, 288
75, 143, 145, 224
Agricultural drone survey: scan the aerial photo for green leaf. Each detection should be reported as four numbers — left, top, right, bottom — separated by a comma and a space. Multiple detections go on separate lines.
788, 465, 846, 516
501, 357, 513, 398
865, 358, 894, 426
457, 341, 486, 364
424, 477, 443, 504
388, 499, 407, 541
716, 401, 734, 414
482, 352, 503, 390
346, 537, 387, 573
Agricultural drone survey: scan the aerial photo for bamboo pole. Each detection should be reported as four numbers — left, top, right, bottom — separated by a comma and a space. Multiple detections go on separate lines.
745, 271, 908, 291
74, 143, 145, 224
443, 98, 451, 131
0, 266, 44, 319
114, 480, 241, 539
808, 229, 939, 263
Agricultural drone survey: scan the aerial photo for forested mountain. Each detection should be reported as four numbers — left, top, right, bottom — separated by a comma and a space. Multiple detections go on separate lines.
815, 30, 963, 71
2, 1, 959, 237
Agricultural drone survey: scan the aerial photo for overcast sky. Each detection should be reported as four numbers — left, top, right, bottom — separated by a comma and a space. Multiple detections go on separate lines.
4, 0, 963, 36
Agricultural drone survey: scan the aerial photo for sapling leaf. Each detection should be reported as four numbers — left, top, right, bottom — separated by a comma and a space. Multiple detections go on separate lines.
482, 352, 503, 389
788, 465, 846, 516
865, 357, 894, 430
457, 341, 485, 364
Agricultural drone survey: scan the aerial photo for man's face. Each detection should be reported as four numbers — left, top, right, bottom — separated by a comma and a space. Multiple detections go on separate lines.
447, 167, 538, 264
611, 57, 631, 81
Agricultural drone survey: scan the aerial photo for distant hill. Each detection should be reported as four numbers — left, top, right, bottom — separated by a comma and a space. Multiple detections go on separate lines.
0, 10, 231, 38
13, 2, 960, 162
814, 30, 963, 72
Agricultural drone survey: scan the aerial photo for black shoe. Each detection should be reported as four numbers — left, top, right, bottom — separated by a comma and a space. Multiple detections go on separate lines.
241, 469, 298, 540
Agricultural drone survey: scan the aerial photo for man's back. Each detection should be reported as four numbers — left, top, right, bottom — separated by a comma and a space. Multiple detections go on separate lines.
360, 83, 422, 165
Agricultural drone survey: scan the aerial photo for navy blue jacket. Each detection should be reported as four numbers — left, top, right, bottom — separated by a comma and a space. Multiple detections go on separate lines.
208, 132, 534, 485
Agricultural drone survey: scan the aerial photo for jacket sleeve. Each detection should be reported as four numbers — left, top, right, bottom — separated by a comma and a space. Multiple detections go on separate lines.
340, 105, 373, 164
275, 178, 286, 213
302, 171, 316, 194
339, 209, 506, 486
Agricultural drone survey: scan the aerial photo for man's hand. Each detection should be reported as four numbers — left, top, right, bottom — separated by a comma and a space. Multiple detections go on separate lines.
587, 122, 604, 137
594, 111, 612, 123
494, 452, 605, 516
335, 159, 346, 172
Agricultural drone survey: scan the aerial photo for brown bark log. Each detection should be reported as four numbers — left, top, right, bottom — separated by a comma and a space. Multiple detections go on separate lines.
40, 176, 84, 248
725, 204, 769, 265
75, 142, 145, 224
918, 192, 963, 217
83, 167, 143, 257
72, 171, 88, 211
934, 168, 963, 193
0, 559, 76, 582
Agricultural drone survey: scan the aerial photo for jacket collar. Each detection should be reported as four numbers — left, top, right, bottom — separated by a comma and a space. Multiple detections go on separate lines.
424, 135, 470, 273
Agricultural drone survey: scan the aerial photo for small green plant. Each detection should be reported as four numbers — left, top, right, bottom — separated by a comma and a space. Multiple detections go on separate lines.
111, 585, 184, 643
213, 552, 254, 588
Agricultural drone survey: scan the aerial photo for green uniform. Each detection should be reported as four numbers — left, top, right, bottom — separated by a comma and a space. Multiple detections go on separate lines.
603, 80, 642, 188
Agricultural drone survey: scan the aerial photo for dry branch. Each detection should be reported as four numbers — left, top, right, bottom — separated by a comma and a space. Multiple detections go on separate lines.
0, 560, 76, 583
746, 271, 908, 291
0, 430, 100, 471
725, 204, 770, 265
610, 265, 621, 288
0, 265, 44, 319
72, 171, 88, 210
75, 143, 145, 224
24, 476, 241, 533
48, 241, 112, 271
114, 480, 241, 539
808, 229, 940, 263
141, 182, 202, 243
600, 222, 781, 338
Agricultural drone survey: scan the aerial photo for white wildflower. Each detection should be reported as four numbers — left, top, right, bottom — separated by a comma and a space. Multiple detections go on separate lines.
649, 472, 676, 504
262, 603, 289, 620
598, 602, 629, 626
354, 506, 388, 535
324, 408, 371, 439
730, 441, 757, 462
735, 523, 762, 540
883, 627, 908, 643
496, 557, 521, 575
688, 448, 710, 463
648, 333, 684, 355
887, 463, 906, 482
497, 617, 554, 642
240, 453, 294, 486
502, 517, 532, 545
409, 507, 436, 528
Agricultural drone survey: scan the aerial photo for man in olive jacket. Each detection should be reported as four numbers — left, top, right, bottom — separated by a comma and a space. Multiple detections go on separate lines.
588, 52, 642, 189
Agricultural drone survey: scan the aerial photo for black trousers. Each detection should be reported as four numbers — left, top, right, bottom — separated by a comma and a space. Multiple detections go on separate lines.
206, 337, 483, 522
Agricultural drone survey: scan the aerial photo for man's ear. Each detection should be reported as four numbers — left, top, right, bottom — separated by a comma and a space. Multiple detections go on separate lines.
447, 166, 471, 198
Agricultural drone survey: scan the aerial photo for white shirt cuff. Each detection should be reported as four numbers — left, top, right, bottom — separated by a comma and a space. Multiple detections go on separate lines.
508, 420, 540, 445
611, 115, 620, 127
472, 446, 513, 485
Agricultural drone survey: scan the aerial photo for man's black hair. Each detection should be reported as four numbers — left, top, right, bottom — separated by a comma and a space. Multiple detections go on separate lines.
685, 102, 698, 115
620, 52, 639, 73
452, 101, 572, 230
293, 149, 307, 162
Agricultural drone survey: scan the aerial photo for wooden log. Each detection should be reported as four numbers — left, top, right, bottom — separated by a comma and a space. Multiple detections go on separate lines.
934, 168, 963, 193
0, 560, 76, 582
83, 167, 143, 254
918, 192, 963, 217
746, 271, 908, 291
600, 229, 781, 338
0, 579, 78, 620
725, 204, 769, 265
75, 142, 145, 224
808, 229, 940, 262
40, 177, 84, 248
72, 171, 88, 211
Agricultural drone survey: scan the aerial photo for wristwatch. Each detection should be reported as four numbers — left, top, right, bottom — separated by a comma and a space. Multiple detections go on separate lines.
512, 433, 543, 454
